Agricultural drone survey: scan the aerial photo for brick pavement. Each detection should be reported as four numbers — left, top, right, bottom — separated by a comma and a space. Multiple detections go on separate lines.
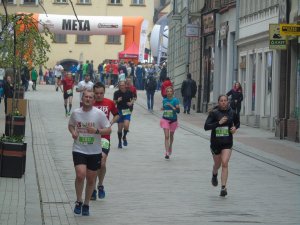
0, 85, 299, 225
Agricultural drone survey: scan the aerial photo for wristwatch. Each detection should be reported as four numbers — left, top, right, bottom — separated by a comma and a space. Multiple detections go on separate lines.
95, 129, 100, 134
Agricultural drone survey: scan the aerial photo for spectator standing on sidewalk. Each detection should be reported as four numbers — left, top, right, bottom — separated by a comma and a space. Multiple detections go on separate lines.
90, 82, 119, 200
181, 73, 197, 114
226, 82, 243, 119
68, 90, 111, 216
160, 86, 180, 159
3, 75, 14, 114
38, 66, 43, 84
161, 77, 172, 98
76, 74, 94, 107
145, 72, 157, 111
159, 63, 167, 88
31, 67, 38, 91
204, 95, 240, 197
113, 81, 134, 149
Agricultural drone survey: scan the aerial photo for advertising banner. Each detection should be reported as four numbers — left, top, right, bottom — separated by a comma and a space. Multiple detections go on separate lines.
138, 20, 148, 62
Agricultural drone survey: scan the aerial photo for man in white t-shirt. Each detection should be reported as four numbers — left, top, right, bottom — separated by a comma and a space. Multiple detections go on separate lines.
68, 90, 111, 216
76, 74, 94, 107
53, 62, 64, 91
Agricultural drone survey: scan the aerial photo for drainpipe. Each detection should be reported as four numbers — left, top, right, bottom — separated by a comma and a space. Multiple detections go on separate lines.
234, 0, 239, 82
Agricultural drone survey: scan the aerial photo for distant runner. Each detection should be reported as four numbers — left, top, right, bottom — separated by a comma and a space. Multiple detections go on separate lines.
60, 72, 75, 116
113, 81, 134, 149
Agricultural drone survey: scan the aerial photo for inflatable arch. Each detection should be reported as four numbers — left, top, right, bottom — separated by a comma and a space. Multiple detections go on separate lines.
28, 13, 148, 61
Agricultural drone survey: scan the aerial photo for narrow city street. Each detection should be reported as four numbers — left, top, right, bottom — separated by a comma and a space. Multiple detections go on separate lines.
6, 85, 297, 225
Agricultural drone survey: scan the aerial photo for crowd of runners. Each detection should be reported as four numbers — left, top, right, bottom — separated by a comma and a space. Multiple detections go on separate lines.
53, 60, 241, 216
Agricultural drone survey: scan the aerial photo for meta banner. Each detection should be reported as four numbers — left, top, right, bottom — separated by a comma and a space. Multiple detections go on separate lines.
37, 14, 122, 35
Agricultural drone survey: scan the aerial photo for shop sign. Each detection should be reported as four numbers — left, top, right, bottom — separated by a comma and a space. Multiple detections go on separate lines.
202, 13, 214, 34
219, 21, 228, 40
269, 24, 287, 50
280, 24, 300, 36
186, 24, 200, 37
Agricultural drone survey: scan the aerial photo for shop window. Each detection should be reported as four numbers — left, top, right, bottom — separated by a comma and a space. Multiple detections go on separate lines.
76, 35, 90, 44
106, 35, 120, 44
250, 54, 256, 112
264, 52, 273, 116
1, 0, 15, 4
54, 34, 67, 43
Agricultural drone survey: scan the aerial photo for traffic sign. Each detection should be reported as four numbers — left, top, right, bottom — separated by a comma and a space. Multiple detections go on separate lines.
269, 24, 287, 50
280, 24, 300, 36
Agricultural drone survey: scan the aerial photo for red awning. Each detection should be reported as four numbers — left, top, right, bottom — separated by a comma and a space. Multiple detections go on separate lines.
118, 42, 139, 59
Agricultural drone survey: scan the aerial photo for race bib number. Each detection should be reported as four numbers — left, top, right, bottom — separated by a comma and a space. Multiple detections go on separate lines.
215, 127, 229, 137
101, 138, 110, 149
79, 136, 95, 145
122, 109, 131, 116
67, 89, 73, 95
163, 110, 173, 118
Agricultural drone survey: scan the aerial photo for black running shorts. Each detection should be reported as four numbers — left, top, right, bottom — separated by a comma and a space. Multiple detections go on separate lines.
72, 152, 101, 171
210, 143, 232, 155
63, 92, 73, 99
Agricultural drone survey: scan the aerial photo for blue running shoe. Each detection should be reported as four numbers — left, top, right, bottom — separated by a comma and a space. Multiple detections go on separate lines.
123, 138, 128, 146
118, 142, 122, 148
74, 201, 82, 214
98, 185, 105, 199
90, 190, 97, 200
82, 204, 90, 216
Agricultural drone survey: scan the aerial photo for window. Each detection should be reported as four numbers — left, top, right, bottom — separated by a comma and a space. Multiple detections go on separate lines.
106, 35, 120, 44
132, 0, 144, 5
22, 0, 36, 4
54, 34, 67, 43
78, 0, 91, 3
264, 52, 273, 116
1, 0, 15, 4
54, 0, 67, 3
109, 0, 121, 4
76, 35, 90, 44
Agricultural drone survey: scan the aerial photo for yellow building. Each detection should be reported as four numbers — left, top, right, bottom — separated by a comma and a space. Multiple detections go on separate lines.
0, 0, 154, 69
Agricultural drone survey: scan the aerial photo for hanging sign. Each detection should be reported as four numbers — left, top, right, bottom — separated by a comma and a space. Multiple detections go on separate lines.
269, 24, 287, 50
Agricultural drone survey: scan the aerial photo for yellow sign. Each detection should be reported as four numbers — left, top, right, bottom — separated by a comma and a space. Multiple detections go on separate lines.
280, 24, 300, 36
269, 24, 286, 50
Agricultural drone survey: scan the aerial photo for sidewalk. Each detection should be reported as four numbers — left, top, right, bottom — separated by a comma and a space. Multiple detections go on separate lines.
136, 90, 300, 175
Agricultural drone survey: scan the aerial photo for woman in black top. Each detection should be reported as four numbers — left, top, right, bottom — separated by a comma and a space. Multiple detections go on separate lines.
204, 95, 240, 197
3, 75, 14, 114
226, 82, 243, 119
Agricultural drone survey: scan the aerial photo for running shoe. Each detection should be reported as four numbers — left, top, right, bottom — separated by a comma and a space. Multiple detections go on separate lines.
82, 204, 90, 216
98, 185, 105, 199
220, 187, 227, 197
67, 112, 71, 116
123, 138, 128, 146
211, 174, 218, 187
73, 201, 82, 214
165, 152, 170, 159
118, 142, 122, 149
90, 190, 97, 200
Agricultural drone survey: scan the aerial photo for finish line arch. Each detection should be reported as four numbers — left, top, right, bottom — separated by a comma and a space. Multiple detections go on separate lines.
29, 13, 148, 62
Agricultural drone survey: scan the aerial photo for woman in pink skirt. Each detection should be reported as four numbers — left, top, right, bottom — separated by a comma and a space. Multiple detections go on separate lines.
160, 86, 180, 159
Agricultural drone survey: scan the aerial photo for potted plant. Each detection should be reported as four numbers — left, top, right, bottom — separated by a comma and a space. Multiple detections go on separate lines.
5, 110, 25, 136
0, 135, 26, 178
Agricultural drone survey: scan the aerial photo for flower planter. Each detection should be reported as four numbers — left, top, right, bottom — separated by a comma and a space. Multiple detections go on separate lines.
14, 87, 25, 99
5, 115, 26, 137
0, 141, 27, 178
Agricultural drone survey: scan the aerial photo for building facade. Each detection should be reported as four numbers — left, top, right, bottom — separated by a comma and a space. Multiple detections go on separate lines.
0, 0, 154, 69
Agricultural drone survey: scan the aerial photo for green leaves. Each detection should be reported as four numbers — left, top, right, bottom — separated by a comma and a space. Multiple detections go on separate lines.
0, 13, 54, 69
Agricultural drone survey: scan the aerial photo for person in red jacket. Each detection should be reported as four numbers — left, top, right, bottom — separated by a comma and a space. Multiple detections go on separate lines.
161, 77, 173, 98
